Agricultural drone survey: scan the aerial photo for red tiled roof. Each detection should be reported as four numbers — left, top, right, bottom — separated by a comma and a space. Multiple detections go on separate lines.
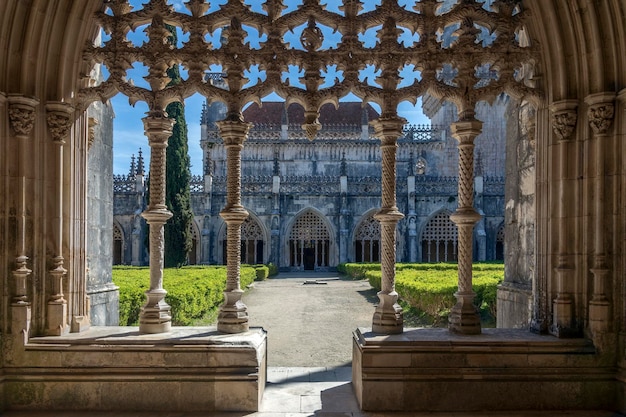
242, 102, 379, 125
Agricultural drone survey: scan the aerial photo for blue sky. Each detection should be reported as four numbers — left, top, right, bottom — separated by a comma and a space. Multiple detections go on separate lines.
109, 0, 431, 175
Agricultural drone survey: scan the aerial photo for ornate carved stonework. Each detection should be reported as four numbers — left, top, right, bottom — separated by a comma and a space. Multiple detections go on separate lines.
549, 100, 578, 141
88, 117, 98, 148
551, 110, 577, 141
587, 103, 614, 135
8, 95, 39, 137
46, 102, 74, 144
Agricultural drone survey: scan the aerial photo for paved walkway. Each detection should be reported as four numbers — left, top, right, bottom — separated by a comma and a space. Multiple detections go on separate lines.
242, 271, 377, 367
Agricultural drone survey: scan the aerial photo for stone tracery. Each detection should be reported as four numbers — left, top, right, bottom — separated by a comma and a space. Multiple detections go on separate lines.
79, 0, 537, 335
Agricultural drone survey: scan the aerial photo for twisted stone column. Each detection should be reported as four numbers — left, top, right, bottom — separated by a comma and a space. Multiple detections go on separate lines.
45, 102, 74, 336
585, 93, 615, 334
549, 100, 578, 337
217, 119, 252, 334
448, 118, 482, 335
8, 94, 39, 335
371, 116, 405, 334
139, 113, 174, 334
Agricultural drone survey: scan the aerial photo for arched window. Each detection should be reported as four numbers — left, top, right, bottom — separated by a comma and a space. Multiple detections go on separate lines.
421, 211, 458, 263
354, 214, 380, 263
289, 211, 330, 270
222, 217, 265, 265
113, 224, 124, 265
495, 224, 505, 261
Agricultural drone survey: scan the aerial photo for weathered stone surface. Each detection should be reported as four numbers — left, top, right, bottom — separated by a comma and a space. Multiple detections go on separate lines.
2, 327, 266, 412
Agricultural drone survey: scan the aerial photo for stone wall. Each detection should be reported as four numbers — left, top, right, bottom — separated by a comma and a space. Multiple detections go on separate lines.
86, 100, 119, 326
497, 99, 535, 329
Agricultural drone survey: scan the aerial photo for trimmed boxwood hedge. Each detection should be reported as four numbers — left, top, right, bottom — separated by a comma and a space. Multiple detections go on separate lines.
113, 265, 256, 326
339, 262, 503, 324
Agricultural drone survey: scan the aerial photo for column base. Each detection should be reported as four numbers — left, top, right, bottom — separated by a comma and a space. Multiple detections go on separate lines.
372, 292, 403, 334
46, 301, 70, 336
550, 298, 580, 338
589, 300, 611, 333
218, 290, 249, 334
11, 303, 31, 335
139, 289, 172, 334
448, 292, 481, 335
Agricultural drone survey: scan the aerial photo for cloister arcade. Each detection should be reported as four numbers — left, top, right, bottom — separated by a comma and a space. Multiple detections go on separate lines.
1, 0, 626, 413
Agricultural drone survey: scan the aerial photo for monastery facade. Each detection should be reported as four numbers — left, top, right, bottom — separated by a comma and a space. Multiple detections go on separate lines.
113, 92, 508, 270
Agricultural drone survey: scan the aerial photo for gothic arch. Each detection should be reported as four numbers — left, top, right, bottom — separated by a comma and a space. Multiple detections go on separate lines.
495, 222, 505, 262
420, 210, 458, 263
353, 210, 381, 263
217, 212, 268, 265
284, 208, 335, 271
112, 221, 124, 265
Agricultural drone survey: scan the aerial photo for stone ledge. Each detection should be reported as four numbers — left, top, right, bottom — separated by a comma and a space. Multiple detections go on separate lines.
2, 327, 267, 413
353, 327, 618, 412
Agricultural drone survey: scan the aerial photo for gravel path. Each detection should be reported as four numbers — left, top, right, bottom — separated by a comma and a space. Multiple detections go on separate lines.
242, 272, 378, 367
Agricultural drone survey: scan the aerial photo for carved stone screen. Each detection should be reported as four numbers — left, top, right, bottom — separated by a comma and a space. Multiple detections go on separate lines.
421, 210, 458, 262
289, 211, 331, 270
354, 213, 381, 263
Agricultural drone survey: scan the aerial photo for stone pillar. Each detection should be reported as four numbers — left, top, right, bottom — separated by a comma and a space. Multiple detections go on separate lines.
45, 102, 74, 336
448, 117, 482, 335
217, 119, 252, 334
549, 100, 578, 337
371, 116, 405, 335
7, 94, 38, 336
585, 93, 615, 335
139, 113, 174, 334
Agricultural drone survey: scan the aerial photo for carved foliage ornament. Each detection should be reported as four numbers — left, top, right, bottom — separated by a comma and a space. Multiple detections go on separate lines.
551, 110, 577, 141
80, 0, 538, 139
46, 113, 72, 144
587, 103, 615, 135
8, 104, 36, 137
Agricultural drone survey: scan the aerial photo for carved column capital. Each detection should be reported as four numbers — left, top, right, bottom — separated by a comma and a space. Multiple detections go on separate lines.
371, 116, 406, 144
8, 95, 39, 138
46, 102, 74, 144
585, 92, 616, 135
549, 100, 578, 141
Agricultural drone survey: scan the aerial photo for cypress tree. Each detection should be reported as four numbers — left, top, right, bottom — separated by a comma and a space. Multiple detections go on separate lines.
163, 25, 193, 267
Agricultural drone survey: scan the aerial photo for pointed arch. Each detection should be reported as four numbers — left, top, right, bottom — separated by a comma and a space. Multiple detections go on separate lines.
354, 211, 381, 263
495, 222, 505, 262
420, 210, 458, 263
286, 208, 334, 271
219, 212, 268, 265
112, 221, 124, 265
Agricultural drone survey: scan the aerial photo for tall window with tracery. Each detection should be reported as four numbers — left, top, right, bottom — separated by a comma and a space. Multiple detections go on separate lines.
113, 224, 124, 265
495, 224, 505, 261
289, 211, 330, 270
222, 217, 265, 265
354, 214, 380, 263
421, 211, 458, 263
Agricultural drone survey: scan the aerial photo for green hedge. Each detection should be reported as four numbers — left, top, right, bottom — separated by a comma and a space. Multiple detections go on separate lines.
113, 265, 256, 326
341, 262, 503, 324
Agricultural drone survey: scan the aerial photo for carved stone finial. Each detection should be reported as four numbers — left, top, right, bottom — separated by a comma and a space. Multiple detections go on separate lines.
549, 100, 578, 142
46, 102, 74, 144
585, 92, 616, 135
8, 95, 39, 137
